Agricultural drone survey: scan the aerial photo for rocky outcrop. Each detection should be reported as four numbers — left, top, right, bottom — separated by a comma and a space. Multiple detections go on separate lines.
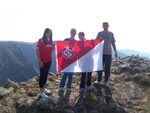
0, 55, 150, 113
111, 55, 150, 75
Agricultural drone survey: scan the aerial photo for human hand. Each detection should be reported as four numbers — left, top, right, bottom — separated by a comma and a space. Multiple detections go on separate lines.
52, 44, 55, 50
115, 52, 118, 58
40, 61, 44, 68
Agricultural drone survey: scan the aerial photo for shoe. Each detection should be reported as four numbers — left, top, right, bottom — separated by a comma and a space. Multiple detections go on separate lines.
105, 82, 110, 87
43, 88, 51, 95
86, 86, 90, 90
80, 88, 85, 92
59, 87, 64, 91
95, 80, 100, 84
40, 91, 48, 98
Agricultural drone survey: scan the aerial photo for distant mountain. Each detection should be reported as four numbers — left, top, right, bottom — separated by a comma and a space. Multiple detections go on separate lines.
119, 49, 150, 59
0, 41, 57, 86
12, 42, 57, 73
0, 42, 38, 86
12, 42, 39, 70
112, 50, 127, 58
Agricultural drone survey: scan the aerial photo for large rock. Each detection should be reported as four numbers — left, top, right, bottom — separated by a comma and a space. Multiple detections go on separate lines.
0, 87, 14, 99
33, 98, 57, 110
111, 55, 150, 75
75, 83, 128, 113
5, 79, 20, 89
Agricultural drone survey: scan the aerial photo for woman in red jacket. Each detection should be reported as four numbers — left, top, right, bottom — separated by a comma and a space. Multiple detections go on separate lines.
36, 28, 54, 98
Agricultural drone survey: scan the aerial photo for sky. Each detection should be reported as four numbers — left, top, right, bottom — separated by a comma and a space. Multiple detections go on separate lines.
0, 0, 150, 53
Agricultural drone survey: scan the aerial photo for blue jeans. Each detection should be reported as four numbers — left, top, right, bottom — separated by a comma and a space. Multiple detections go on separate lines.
59, 72, 73, 89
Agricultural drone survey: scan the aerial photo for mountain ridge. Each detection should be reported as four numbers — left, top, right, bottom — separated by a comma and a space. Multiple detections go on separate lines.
0, 42, 38, 86
119, 49, 150, 59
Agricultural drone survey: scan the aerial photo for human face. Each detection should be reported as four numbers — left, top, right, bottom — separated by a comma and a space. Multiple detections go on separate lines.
78, 34, 84, 41
103, 24, 109, 31
46, 30, 52, 38
71, 31, 76, 38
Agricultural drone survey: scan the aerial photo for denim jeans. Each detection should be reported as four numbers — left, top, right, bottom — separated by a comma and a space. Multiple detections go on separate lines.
97, 55, 112, 83
59, 72, 73, 89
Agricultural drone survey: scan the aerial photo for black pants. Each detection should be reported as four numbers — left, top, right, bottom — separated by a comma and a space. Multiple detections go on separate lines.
39, 62, 51, 88
80, 72, 92, 88
97, 55, 112, 83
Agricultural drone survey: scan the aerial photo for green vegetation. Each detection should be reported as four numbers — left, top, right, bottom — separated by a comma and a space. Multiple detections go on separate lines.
0, 42, 38, 86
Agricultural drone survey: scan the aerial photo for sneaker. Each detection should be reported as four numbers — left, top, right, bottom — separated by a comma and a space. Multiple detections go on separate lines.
105, 82, 110, 87
43, 88, 51, 95
59, 87, 64, 91
40, 91, 48, 98
95, 80, 100, 84
86, 86, 90, 91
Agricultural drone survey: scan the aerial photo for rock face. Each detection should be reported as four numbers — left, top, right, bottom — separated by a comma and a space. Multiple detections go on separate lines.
0, 55, 150, 113
111, 55, 150, 75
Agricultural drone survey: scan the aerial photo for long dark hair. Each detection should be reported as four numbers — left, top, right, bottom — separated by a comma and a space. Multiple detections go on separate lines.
42, 28, 53, 45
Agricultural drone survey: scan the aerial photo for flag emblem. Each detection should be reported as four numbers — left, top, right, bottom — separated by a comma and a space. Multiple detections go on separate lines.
61, 47, 75, 59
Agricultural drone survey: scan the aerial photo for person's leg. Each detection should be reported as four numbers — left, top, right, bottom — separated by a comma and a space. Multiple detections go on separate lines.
87, 72, 92, 86
80, 72, 86, 89
42, 62, 52, 94
39, 64, 48, 97
97, 71, 102, 82
59, 72, 68, 89
96, 55, 104, 83
67, 72, 73, 89
43, 62, 51, 87
39, 67, 44, 89
104, 55, 112, 83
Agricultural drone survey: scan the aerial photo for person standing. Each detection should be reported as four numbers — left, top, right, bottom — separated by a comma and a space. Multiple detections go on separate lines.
78, 32, 92, 92
36, 28, 54, 97
95, 22, 118, 87
59, 28, 77, 91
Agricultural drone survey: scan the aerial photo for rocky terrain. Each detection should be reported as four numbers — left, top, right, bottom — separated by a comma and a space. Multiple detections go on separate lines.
0, 55, 150, 113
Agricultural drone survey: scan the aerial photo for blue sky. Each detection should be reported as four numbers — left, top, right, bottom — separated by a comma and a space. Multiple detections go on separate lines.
0, 0, 150, 53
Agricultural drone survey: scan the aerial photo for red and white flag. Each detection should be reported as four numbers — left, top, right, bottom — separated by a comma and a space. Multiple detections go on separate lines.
55, 39, 104, 72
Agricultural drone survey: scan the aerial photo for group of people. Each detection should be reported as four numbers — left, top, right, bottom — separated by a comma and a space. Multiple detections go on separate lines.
36, 22, 118, 98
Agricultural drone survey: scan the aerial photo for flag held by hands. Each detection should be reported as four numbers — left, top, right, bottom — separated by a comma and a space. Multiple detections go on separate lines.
55, 39, 104, 72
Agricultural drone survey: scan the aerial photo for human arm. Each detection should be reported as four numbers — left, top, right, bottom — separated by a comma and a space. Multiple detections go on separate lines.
96, 32, 102, 39
36, 40, 44, 68
112, 42, 118, 58
36, 49, 44, 68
